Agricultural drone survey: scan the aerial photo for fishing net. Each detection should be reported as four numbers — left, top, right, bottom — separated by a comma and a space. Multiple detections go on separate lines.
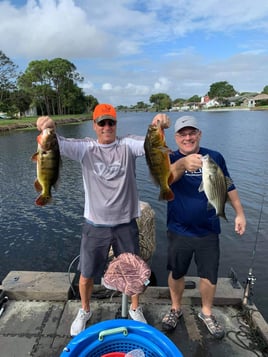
103, 252, 151, 296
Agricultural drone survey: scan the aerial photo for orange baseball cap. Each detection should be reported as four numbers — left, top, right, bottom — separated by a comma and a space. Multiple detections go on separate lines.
93, 104, 117, 123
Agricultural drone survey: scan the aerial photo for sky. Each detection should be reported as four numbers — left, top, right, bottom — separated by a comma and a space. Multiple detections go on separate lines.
1, 0, 268, 106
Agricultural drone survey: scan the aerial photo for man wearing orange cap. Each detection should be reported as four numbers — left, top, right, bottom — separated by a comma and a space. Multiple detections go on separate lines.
36, 104, 170, 336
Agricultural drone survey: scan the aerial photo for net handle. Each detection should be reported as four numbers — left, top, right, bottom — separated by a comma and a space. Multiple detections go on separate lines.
98, 326, 128, 341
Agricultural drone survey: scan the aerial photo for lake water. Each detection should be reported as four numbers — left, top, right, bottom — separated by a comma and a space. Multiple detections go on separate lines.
1, 110, 268, 321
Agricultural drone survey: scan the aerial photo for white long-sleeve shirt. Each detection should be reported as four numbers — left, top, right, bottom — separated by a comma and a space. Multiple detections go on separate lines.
57, 135, 145, 226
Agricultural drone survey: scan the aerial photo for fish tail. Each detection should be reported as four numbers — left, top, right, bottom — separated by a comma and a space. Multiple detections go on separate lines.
35, 194, 52, 206
159, 188, 174, 201
34, 179, 43, 192
220, 212, 228, 221
31, 152, 38, 162
216, 208, 228, 221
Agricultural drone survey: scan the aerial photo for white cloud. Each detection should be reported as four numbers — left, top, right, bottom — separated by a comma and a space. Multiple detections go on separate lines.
125, 83, 150, 96
153, 77, 171, 92
102, 83, 113, 91
0, 0, 112, 58
81, 80, 94, 90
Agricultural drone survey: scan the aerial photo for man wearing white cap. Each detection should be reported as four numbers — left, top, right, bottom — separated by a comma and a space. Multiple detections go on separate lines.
162, 115, 246, 339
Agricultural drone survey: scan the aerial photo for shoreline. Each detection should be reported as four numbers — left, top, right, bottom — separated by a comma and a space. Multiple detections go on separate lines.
0, 107, 267, 133
0, 117, 90, 133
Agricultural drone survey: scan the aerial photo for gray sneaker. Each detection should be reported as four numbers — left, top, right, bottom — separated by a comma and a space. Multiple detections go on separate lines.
129, 305, 147, 324
198, 312, 225, 339
70, 308, 92, 336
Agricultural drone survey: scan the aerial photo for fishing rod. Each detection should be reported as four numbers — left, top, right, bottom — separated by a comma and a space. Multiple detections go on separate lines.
242, 187, 266, 306
242, 267, 256, 306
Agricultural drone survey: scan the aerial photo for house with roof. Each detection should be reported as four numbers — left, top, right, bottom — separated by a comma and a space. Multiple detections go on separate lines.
201, 96, 219, 108
247, 93, 268, 108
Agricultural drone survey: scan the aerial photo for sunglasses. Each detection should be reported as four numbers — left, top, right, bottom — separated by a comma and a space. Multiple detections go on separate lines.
97, 119, 116, 127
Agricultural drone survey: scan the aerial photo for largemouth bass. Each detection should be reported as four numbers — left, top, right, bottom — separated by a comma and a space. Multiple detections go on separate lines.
31, 128, 61, 206
144, 121, 174, 201
199, 154, 232, 220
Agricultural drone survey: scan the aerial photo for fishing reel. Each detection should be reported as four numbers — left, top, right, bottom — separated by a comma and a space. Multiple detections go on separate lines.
242, 268, 256, 306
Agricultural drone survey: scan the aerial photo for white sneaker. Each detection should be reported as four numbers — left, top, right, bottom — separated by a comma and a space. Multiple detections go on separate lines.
129, 305, 147, 324
70, 308, 92, 336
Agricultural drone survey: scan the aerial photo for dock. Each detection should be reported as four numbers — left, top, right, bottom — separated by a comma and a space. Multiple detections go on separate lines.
0, 271, 267, 356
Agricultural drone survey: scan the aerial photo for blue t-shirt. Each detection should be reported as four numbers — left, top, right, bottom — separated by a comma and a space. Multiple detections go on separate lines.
167, 147, 235, 237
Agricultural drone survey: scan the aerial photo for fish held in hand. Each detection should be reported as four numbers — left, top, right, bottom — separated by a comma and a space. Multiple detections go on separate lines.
31, 128, 61, 206
199, 154, 232, 220
144, 121, 174, 201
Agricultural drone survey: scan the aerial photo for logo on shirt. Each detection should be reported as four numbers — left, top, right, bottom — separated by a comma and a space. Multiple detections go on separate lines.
185, 168, 202, 176
93, 161, 124, 180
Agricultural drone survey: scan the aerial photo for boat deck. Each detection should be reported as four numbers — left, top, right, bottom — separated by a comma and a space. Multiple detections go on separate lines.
0, 271, 267, 357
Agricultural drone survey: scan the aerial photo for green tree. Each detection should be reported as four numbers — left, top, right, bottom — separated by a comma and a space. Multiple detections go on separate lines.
173, 98, 185, 105
18, 59, 53, 115
117, 104, 129, 111
85, 94, 98, 113
150, 93, 172, 111
10, 89, 32, 117
0, 51, 18, 116
0, 51, 19, 105
135, 101, 145, 109
187, 95, 201, 103
208, 81, 236, 102
48, 58, 83, 115
133, 101, 150, 111
262, 85, 268, 94
18, 58, 84, 115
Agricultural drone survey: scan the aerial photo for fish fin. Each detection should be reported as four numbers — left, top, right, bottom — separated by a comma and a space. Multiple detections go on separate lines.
37, 133, 43, 145
159, 188, 174, 201
31, 152, 38, 162
34, 179, 43, 192
198, 181, 204, 192
35, 194, 52, 206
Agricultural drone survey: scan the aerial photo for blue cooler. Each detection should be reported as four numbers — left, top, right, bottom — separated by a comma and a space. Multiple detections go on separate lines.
61, 319, 183, 357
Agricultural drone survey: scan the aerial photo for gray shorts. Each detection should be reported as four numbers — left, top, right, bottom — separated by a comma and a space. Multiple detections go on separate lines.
78, 219, 140, 279
167, 231, 220, 285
